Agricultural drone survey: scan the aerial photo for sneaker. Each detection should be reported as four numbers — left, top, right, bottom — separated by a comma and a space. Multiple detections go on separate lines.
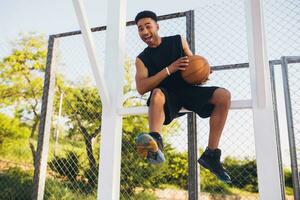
135, 132, 165, 164
198, 147, 232, 183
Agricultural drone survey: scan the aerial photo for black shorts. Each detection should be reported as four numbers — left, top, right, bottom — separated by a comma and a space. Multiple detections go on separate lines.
147, 86, 219, 125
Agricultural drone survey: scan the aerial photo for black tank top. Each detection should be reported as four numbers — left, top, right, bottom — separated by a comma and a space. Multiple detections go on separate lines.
137, 34, 189, 91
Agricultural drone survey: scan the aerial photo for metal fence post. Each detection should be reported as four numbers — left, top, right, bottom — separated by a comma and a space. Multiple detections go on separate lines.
269, 61, 286, 199
186, 10, 198, 200
281, 56, 300, 200
32, 36, 58, 200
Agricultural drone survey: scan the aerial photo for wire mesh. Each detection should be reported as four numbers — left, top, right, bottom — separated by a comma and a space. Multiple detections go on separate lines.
192, 0, 258, 199
264, 0, 300, 197
287, 62, 300, 165
1, 0, 299, 199
121, 14, 191, 200
41, 33, 107, 199
263, 0, 300, 60
0, 35, 46, 200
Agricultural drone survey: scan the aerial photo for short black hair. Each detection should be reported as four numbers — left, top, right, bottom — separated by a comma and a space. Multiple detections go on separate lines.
135, 10, 157, 24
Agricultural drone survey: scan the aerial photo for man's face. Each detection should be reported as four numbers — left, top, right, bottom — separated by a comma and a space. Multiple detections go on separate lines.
137, 18, 159, 46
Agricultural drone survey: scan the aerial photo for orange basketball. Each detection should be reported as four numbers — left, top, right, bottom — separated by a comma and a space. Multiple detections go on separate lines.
181, 55, 211, 85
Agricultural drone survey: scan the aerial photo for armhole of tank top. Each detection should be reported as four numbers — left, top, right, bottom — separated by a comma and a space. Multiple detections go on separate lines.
176, 35, 185, 57
177, 35, 184, 51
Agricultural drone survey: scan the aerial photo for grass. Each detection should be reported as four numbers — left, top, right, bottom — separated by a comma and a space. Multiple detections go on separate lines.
0, 167, 295, 200
0, 166, 156, 200
0, 136, 87, 164
0, 166, 98, 200
0, 167, 34, 200
227, 187, 258, 196
0, 138, 33, 163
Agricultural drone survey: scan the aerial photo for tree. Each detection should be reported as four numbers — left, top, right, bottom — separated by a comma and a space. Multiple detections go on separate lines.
61, 85, 102, 186
56, 57, 140, 187
0, 33, 47, 166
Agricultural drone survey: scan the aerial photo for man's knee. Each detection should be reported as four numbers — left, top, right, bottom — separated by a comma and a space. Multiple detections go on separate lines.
150, 88, 165, 106
212, 88, 231, 107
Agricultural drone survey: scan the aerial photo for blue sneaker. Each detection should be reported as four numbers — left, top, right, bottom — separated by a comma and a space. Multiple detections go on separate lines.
198, 147, 232, 184
136, 132, 165, 164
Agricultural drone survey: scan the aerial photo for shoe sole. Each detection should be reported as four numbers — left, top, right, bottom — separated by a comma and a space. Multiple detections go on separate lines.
136, 134, 159, 158
198, 159, 232, 184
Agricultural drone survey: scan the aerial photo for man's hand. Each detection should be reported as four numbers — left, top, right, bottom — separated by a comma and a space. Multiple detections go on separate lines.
168, 56, 189, 74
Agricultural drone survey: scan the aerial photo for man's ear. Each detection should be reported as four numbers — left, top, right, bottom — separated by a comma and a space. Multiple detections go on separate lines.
157, 23, 159, 30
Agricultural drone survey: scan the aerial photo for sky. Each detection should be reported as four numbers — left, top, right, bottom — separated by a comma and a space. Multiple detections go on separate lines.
0, 0, 213, 42
0, 0, 299, 168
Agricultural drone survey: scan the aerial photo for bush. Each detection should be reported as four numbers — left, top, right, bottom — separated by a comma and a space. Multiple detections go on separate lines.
284, 168, 293, 188
44, 178, 97, 200
120, 130, 166, 196
49, 152, 79, 182
200, 167, 231, 194
0, 167, 33, 200
0, 113, 30, 145
162, 150, 188, 189
223, 157, 258, 192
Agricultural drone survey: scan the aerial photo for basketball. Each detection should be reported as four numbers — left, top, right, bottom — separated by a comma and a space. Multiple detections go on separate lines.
181, 55, 211, 85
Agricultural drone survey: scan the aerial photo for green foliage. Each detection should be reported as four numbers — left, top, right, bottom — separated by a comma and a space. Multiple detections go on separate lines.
0, 167, 33, 200
162, 150, 188, 189
0, 113, 30, 144
0, 137, 34, 163
0, 113, 33, 162
120, 116, 156, 196
49, 152, 79, 182
284, 168, 293, 188
224, 157, 258, 192
285, 186, 293, 196
283, 168, 294, 195
62, 87, 102, 123
200, 166, 231, 194
121, 125, 188, 197
0, 166, 98, 200
44, 178, 96, 200
123, 57, 134, 94
0, 33, 46, 111
60, 86, 102, 140
0, 33, 47, 166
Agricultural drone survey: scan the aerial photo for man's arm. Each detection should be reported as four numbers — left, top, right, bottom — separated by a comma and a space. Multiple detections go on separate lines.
135, 56, 190, 95
135, 57, 169, 95
181, 35, 193, 56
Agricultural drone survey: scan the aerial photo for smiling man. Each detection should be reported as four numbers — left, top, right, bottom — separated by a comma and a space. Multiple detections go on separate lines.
134, 10, 232, 183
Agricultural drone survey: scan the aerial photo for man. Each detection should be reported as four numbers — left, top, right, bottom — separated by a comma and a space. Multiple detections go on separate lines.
134, 10, 232, 183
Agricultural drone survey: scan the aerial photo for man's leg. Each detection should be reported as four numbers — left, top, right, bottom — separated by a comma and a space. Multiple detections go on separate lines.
208, 88, 231, 149
136, 88, 166, 164
148, 88, 166, 133
198, 88, 232, 183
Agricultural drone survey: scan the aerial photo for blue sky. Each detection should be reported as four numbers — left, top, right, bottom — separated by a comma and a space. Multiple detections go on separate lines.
0, 0, 207, 42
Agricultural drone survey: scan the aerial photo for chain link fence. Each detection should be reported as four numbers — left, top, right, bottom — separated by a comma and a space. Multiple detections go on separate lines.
0, 34, 47, 200
264, 0, 300, 198
0, 0, 299, 199
193, 0, 257, 198
282, 59, 300, 199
